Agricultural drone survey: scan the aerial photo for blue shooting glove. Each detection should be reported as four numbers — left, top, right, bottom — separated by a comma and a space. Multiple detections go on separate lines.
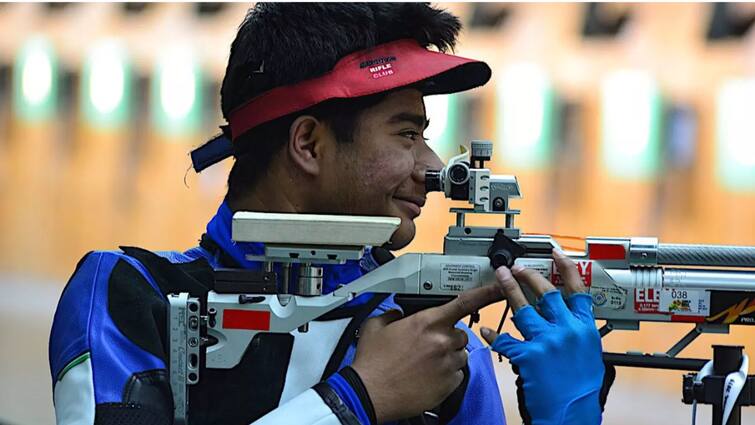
482, 257, 607, 425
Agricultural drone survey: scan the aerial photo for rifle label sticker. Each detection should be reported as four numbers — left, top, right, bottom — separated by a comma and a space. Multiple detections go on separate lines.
514, 258, 593, 288
552, 260, 592, 287
707, 291, 755, 324
659, 288, 710, 316
514, 258, 552, 281
440, 264, 480, 292
635, 288, 661, 313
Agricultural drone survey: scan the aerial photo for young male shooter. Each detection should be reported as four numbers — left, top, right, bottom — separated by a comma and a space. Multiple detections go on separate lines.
49, 4, 607, 424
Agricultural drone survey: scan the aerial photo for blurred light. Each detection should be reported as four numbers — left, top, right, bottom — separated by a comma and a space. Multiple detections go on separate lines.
601, 69, 661, 179
82, 40, 130, 128
152, 47, 202, 136
424, 93, 458, 160
14, 37, 57, 121
497, 63, 554, 169
22, 51, 52, 105
716, 79, 755, 191
91, 54, 124, 113
161, 65, 195, 120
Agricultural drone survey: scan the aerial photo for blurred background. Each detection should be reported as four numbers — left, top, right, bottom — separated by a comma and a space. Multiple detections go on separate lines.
0, 2, 754, 424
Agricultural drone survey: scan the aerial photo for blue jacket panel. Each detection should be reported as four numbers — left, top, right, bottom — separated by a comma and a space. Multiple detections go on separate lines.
49, 251, 167, 403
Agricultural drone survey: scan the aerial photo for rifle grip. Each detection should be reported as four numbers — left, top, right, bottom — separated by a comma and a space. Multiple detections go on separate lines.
394, 294, 456, 316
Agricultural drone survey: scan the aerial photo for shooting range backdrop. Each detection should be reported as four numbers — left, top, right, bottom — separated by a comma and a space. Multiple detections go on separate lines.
0, 3, 753, 424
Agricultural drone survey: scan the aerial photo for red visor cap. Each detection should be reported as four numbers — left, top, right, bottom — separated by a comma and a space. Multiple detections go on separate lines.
228, 38, 492, 141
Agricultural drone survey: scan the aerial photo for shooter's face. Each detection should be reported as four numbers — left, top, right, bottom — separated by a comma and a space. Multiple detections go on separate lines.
319, 89, 444, 250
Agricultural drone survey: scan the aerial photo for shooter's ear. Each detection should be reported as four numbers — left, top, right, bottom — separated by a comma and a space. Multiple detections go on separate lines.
287, 115, 326, 177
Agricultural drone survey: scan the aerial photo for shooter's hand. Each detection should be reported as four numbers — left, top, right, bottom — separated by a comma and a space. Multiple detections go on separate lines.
351, 282, 506, 423
481, 249, 605, 425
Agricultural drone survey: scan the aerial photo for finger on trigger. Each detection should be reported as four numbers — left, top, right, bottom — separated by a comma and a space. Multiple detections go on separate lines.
552, 248, 586, 296
511, 263, 555, 299
430, 281, 505, 326
495, 266, 528, 313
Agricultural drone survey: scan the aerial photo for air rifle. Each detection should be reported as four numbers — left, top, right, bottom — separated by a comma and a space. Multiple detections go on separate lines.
168, 141, 755, 425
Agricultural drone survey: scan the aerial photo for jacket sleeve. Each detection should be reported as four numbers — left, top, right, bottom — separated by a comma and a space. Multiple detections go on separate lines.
49, 251, 173, 425
252, 384, 359, 425
252, 365, 375, 425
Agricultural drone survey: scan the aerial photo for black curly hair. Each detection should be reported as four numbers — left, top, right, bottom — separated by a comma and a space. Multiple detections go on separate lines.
222, 3, 462, 207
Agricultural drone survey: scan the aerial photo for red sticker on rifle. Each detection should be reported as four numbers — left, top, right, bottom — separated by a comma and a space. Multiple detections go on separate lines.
223, 309, 271, 331
552, 260, 592, 287
635, 288, 661, 313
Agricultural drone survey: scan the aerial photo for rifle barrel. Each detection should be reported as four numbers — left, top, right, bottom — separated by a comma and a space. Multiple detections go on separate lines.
664, 268, 755, 291
657, 244, 755, 268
